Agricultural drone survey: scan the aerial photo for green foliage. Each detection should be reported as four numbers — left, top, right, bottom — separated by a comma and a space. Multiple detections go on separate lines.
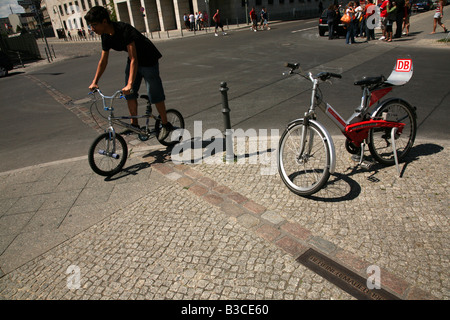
107, 0, 117, 22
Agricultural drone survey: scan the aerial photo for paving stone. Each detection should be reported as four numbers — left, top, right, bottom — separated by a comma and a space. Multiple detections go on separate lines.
261, 211, 285, 225
243, 200, 266, 215
256, 225, 281, 242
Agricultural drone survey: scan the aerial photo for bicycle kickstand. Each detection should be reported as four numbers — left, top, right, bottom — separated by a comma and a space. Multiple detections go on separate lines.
358, 142, 373, 170
391, 127, 401, 176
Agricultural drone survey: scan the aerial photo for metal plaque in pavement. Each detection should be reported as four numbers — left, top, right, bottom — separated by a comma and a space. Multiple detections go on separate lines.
297, 248, 401, 300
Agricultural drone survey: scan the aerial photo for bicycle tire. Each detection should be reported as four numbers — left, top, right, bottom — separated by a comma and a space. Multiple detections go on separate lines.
368, 100, 416, 165
278, 120, 331, 196
155, 109, 185, 146
88, 132, 128, 176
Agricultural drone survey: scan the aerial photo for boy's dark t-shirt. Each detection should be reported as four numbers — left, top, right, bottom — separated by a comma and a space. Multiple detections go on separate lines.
101, 21, 162, 67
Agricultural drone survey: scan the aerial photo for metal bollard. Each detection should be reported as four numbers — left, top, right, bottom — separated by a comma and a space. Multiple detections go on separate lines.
220, 82, 235, 163
16, 52, 24, 68
44, 47, 51, 63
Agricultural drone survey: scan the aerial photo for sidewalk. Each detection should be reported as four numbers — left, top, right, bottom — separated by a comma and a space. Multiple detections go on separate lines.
0, 11, 448, 301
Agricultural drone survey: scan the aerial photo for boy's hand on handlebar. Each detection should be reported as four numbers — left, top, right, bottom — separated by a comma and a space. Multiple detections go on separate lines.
121, 84, 133, 95
89, 83, 99, 92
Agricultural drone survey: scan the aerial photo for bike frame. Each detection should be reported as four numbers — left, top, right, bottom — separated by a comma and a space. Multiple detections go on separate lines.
308, 75, 404, 148
91, 89, 158, 138
294, 57, 413, 175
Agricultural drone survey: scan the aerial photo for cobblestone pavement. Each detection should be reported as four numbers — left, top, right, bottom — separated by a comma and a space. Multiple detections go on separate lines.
0, 134, 448, 300
0, 12, 448, 302
0, 165, 353, 300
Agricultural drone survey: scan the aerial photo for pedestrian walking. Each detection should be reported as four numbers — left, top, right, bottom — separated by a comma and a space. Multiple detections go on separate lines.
260, 7, 270, 30
386, 0, 398, 42
345, 1, 356, 44
365, 0, 376, 41
355, 2, 364, 37
379, 0, 389, 40
213, 9, 227, 36
327, 4, 337, 39
184, 13, 189, 30
394, 0, 405, 38
250, 7, 258, 32
430, 0, 448, 34
195, 12, 200, 31
402, 0, 411, 36
189, 13, 195, 31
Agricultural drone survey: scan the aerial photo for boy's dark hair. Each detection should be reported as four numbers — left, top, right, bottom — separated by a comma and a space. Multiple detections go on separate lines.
84, 6, 111, 24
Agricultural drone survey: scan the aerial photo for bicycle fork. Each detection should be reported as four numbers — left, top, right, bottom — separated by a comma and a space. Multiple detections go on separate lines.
291, 117, 337, 175
297, 119, 314, 163
99, 126, 120, 160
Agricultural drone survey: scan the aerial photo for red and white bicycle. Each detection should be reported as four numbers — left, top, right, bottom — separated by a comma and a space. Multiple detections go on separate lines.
278, 58, 417, 196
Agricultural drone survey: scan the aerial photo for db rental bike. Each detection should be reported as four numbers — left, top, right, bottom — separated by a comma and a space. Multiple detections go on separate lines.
88, 88, 184, 176
278, 58, 417, 196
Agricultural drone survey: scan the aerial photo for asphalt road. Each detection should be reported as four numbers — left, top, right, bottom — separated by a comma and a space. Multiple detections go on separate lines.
1, 17, 449, 172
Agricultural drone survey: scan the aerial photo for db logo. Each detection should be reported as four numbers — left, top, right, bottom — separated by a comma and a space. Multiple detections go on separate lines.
395, 59, 412, 72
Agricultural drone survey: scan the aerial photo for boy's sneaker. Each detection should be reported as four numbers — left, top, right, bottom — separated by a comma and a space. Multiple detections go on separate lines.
158, 122, 174, 141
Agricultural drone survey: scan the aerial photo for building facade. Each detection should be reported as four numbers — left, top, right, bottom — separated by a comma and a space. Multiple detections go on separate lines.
43, 0, 330, 38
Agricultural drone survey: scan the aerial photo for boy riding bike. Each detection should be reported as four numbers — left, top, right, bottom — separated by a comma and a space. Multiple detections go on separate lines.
84, 6, 173, 140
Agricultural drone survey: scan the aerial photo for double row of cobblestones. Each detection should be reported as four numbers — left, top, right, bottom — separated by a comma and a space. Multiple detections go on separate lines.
149, 142, 446, 300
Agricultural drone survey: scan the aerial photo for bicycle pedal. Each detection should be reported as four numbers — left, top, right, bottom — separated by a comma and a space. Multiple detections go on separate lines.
360, 160, 374, 170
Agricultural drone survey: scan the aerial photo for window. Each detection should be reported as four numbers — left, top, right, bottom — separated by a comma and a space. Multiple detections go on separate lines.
59, 5, 64, 16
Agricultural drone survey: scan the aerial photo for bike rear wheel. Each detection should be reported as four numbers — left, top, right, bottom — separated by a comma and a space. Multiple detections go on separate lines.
88, 132, 128, 176
155, 109, 185, 146
278, 120, 331, 196
368, 100, 416, 165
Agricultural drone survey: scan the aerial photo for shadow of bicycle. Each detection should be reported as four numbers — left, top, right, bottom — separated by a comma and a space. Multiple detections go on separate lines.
301, 142, 444, 202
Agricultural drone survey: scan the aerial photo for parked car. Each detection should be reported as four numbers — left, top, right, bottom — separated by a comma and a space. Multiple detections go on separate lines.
318, 8, 347, 37
0, 51, 14, 78
412, 0, 434, 11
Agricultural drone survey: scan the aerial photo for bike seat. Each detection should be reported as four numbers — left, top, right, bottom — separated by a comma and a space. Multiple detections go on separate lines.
354, 76, 385, 86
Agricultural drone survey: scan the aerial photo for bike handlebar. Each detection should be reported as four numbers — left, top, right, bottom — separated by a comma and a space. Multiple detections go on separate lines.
89, 88, 126, 99
284, 62, 342, 82
317, 72, 342, 81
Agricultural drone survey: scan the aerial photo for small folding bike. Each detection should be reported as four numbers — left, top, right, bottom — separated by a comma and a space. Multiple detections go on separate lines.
278, 58, 417, 196
88, 89, 184, 176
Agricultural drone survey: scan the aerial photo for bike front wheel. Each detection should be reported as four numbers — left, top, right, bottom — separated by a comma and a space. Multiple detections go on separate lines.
278, 120, 331, 196
368, 100, 416, 165
155, 109, 185, 146
88, 132, 128, 176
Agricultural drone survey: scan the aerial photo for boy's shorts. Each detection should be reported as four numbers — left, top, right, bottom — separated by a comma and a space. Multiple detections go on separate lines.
125, 62, 166, 104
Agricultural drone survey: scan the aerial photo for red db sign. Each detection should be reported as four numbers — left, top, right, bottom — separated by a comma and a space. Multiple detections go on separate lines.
395, 59, 412, 72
